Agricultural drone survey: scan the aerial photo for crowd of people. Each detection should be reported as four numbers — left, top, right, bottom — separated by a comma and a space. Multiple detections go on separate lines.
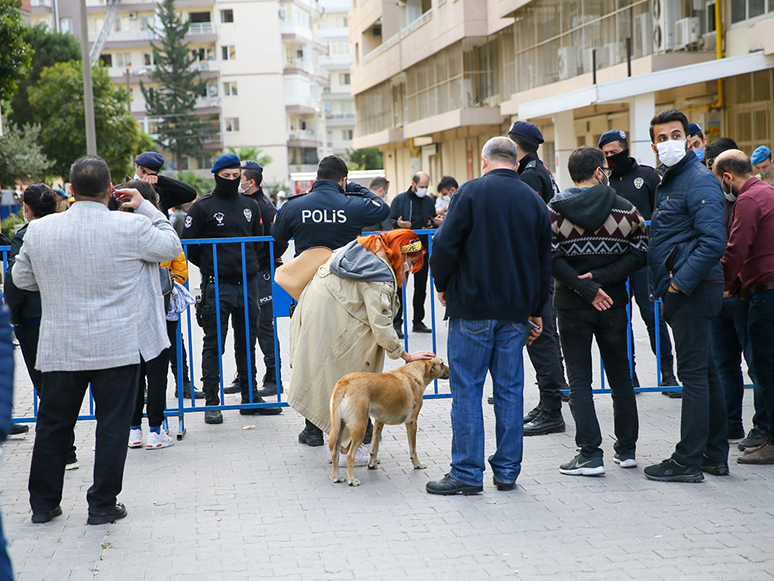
0, 106, 772, 545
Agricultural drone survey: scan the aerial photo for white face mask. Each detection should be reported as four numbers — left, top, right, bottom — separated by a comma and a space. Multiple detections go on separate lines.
722, 177, 737, 202
656, 140, 687, 167
415, 187, 428, 198
237, 181, 250, 195
442, 195, 451, 202
133, 173, 141, 181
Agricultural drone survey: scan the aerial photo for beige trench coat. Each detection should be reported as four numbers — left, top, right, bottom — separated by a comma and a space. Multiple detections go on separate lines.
287, 249, 404, 433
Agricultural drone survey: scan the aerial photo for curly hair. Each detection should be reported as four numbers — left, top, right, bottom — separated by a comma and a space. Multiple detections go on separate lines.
357, 228, 424, 286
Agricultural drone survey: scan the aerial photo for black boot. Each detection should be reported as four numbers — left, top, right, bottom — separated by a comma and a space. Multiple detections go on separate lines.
257, 370, 284, 397
223, 373, 240, 394
299, 420, 324, 446
524, 408, 565, 436
661, 361, 679, 387
523, 403, 543, 424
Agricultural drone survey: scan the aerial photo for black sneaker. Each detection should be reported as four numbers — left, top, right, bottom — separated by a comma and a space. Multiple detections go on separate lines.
661, 371, 680, 387
700, 456, 729, 476
239, 396, 282, 415
223, 374, 240, 395
727, 426, 746, 441
426, 474, 483, 495
523, 410, 565, 436
487, 396, 494, 404
739, 426, 769, 451
412, 321, 432, 333
644, 458, 703, 482
559, 453, 605, 476
662, 388, 683, 398
523, 403, 543, 424
298, 426, 324, 447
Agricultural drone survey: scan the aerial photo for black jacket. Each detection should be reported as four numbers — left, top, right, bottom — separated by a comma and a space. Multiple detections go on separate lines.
389, 187, 436, 230
608, 158, 661, 221
110, 174, 197, 214
518, 152, 559, 204
3, 224, 40, 325
548, 184, 649, 310
182, 182, 264, 280
430, 168, 552, 322
271, 180, 389, 257
248, 188, 288, 268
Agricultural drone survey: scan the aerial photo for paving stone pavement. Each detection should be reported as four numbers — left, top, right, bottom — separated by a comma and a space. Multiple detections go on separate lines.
3, 275, 773, 580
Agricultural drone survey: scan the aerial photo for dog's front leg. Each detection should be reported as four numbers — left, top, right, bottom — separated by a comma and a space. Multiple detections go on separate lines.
368, 420, 385, 469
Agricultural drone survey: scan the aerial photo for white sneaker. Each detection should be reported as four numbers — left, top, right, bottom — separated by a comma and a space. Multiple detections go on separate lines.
338, 444, 370, 467
146, 429, 174, 449
128, 428, 143, 448
614, 453, 637, 468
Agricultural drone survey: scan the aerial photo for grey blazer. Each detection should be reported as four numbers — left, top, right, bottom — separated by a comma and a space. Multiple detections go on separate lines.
12, 200, 182, 372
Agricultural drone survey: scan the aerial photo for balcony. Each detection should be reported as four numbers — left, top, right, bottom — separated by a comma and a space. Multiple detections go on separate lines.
288, 130, 319, 147
188, 22, 213, 35
325, 112, 355, 126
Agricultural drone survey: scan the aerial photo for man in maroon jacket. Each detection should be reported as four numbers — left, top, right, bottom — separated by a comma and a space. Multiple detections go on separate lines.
718, 149, 774, 465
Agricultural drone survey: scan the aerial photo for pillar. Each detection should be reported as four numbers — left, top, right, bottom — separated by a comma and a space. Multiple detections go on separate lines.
629, 92, 656, 166
552, 110, 574, 191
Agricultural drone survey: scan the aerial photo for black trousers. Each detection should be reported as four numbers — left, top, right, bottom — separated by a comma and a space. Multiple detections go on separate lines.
29, 364, 140, 513
558, 306, 638, 458
201, 278, 260, 405
394, 235, 430, 327
256, 270, 279, 374
167, 319, 190, 390
526, 287, 568, 410
661, 282, 728, 467
132, 350, 170, 428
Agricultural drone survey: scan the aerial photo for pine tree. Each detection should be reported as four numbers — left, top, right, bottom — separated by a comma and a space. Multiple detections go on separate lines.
141, 0, 207, 169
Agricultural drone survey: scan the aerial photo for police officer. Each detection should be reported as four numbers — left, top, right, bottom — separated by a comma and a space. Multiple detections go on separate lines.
182, 154, 282, 424
223, 161, 289, 397
599, 129, 679, 392
508, 121, 569, 435
271, 154, 390, 447
131, 152, 198, 215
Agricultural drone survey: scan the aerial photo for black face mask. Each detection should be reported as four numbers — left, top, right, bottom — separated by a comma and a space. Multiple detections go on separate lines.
214, 174, 240, 196
606, 149, 630, 170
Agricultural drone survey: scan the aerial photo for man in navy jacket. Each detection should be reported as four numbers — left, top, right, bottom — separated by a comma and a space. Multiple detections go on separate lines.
644, 109, 728, 483
427, 137, 550, 495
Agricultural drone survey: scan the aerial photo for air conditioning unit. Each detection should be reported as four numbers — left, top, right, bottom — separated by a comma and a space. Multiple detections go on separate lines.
582, 47, 597, 74
633, 13, 651, 57
603, 42, 621, 67
558, 46, 578, 80
653, 0, 681, 53
128, 12, 137, 20
675, 16, 700, 48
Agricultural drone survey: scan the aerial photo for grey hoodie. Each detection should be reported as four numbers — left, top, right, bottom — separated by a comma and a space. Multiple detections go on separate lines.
329, 240, 394, 282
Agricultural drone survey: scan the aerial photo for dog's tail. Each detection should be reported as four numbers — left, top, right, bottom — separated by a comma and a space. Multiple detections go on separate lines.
329, 386, 346, 454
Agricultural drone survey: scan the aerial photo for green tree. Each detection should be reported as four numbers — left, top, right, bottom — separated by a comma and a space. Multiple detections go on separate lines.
176, 171, 212, 197
0, 0, 32, 101
0, 113, 50, 188
141, 0, 207, 169
28, 61, 150, 180
9, 24, 82, 128
348, 148, 383, 170
227, 146, 273, 168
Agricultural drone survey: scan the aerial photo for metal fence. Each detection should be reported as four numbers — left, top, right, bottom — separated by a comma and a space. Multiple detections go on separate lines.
3, 231, 683, 436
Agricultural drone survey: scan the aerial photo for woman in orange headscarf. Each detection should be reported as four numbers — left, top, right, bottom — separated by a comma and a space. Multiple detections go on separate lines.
288, 229, 436, 461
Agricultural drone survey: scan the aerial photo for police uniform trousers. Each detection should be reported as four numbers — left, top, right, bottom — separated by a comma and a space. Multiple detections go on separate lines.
256, 269, 280, 377
526, 284, 568, 410
200, 276, 260, 405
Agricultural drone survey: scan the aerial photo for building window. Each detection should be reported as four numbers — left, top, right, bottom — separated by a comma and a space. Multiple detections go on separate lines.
220, 9, 234, 23
189, 11, 211, 23
225, 118, 240, 132
60, 17, 73, 34
197, 153, 212, 169
143, 53, 154, 66
221, 46, 236, 60
223, 81, 238, 96
342, 129, 353, 140
192, 47, 214, 62
140, 16, 151, 31
115, 52, 132, 68
339, 73, 351, 85
99, 54, 113, 67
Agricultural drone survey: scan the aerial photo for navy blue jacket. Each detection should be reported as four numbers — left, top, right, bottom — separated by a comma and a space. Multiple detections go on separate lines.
271, 180, 389, 257
430, 168, 552, 322
4, 224, 41, 325
0, 305, 14, 442
389, 187, 437, 230
648, 151, 726, 300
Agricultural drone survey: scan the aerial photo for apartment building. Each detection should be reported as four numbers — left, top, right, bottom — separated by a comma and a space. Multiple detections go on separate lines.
318, 0, 355, 159
42, 0, 331, 184
349, 0, 774, 192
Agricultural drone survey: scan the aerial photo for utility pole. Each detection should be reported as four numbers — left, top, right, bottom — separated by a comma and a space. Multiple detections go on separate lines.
78, 0, 97, 155
125, 68, 132, 112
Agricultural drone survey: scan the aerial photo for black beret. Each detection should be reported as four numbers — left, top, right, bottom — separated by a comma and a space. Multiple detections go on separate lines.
240, 160, 263, 171
598, 130, 627, 148
508, 121, 544, 145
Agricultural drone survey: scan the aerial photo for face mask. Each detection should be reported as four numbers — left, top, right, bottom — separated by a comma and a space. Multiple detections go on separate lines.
722, 177, 737, 202
694, 148, 704, 162
606, 149, 629, 169
442, 195, 451, 202
656, 140, 687, 167
415, 187, 428, 198
214, 174, 240, 195
133, 173, 141, 181
598, 170, 609, 187
237, 181, 251, 195
760, 167, 773, 179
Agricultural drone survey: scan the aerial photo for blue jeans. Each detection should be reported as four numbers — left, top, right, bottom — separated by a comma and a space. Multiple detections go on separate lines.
448, 318, 526, 486
628, 267, 674, 372
747, 289, 774, 432
710, 295, 769, 433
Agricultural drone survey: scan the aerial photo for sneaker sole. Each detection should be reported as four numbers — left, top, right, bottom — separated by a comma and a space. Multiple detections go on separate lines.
559, 466, 605, 476
426, 486, 483, 496
146, 441, 174, 449
614, 459, 638, 468
128, 442, 143, 449
644, 472, 703, 482
701, 466, 729, 475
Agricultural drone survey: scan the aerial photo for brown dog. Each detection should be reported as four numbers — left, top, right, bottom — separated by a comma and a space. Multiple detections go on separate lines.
329, 357, 450, 486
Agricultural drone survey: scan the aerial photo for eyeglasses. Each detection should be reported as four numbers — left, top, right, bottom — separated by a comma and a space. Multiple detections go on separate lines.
601, 167, 613, 176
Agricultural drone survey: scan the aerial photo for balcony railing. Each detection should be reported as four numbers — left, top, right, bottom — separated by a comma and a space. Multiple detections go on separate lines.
288, 130, 318, 141
363, 9, 433, 64
188, 22, 213, 35
326, 113, 355, 121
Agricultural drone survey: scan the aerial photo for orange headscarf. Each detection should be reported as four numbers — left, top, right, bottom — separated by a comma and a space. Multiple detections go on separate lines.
357, 229, 424, 287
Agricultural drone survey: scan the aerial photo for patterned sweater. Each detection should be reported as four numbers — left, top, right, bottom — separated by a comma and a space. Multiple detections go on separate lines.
548, 184, 649, 310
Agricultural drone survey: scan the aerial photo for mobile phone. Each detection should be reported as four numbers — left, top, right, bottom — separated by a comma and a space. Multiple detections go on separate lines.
526, 320, 540, 331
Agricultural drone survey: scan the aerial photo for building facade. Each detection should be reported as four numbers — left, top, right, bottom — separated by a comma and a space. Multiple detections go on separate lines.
349, 0, 774, 192
44, 0, 331, 184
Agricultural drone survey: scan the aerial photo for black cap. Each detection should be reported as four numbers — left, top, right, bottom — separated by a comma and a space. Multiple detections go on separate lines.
508, 121, 544, 145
